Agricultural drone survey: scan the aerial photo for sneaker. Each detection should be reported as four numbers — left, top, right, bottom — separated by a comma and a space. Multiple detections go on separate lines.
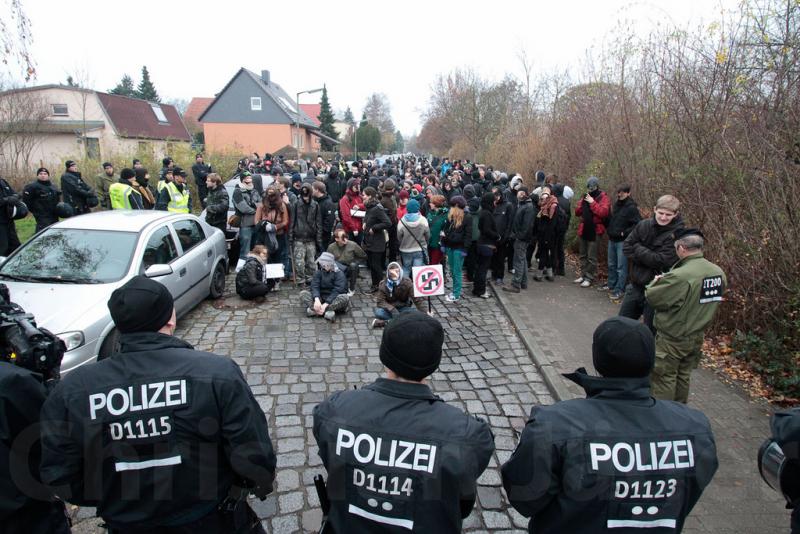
371, 318, 386, 328
494, 278, 504, 286
273, 281, 281, 291
510, 269, 516, 274
324, 310, 336, 322
609, 290, 623, 301
306, 307, 316, 317
597, 284, 610, 291
479, 292, 491, 299
503, 285, 520, 293
347, 289, 355, 297
445, 293, 459, 302
573, 277, 585, 284
580, 280, 592, 288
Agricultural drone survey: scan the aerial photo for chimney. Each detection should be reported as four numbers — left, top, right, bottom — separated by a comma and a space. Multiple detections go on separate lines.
261, 70, 270, 86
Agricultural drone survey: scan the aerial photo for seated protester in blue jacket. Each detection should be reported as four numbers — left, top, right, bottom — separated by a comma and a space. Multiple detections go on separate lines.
502, 316, 718, 534
299, 252, 349, 322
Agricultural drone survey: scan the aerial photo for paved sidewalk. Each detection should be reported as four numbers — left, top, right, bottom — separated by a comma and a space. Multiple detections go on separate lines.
492, 268, 789, 534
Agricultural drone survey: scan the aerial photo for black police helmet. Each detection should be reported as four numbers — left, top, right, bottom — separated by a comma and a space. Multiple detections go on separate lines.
56, 202, 74, 218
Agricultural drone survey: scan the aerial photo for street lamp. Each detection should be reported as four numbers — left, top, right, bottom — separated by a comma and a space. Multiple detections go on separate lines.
296, 87, 324, 163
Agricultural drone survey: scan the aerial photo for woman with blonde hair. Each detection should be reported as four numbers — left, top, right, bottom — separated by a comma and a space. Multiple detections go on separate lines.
441, 195, 472, 302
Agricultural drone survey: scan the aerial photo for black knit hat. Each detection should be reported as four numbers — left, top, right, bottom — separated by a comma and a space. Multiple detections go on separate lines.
120, 168, 135, 181
108, 276, 174, 334
380, 312, 443, 380
592, 317, 655, 378
36, 167, 50, 176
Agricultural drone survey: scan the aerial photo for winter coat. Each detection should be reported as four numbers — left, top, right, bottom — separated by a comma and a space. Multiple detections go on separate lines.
256, 201, 289, 235
575, 190, 611, 238
380, 191, 398, 225
536, 194, 559, 245
426, 206, 449, 248
232, 186, 259, 227
204, 185, 229, 228
492, 200, 514, 241
607, 197, 641, 242
235, 255, 274, 296
325, 174, 346, 205
376, 274, 425, 312
191, 162, 212, 185
289, 198, 322, 245
339, 191, 365, 234
326, 240, 366, 266
23, 180, 60, 229
442, 212, 473, 250
510, 198, 536, 242
316, 194, 337, 237
623, 215, 685, 287
362, 201, 392, 253
397, 216, 430, 253
502, 369, 717, 534
477, 195, 499, 247
60, 171, 95, 215
310, 267, 348, 303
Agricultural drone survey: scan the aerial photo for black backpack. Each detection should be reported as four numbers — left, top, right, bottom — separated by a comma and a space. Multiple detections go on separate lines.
555, 204, 569, 234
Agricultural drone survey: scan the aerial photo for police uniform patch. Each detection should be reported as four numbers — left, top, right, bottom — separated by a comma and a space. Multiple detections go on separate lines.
699, 276, 724, 303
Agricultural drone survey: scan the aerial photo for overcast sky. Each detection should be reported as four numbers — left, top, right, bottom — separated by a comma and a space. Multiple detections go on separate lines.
15, 0, 734, 135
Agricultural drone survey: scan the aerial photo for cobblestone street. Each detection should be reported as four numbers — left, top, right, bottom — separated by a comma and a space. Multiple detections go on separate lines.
72, 274, 549, 533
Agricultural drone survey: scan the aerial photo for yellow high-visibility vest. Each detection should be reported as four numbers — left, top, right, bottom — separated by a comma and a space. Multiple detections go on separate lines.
165, 182, 190, 213
109, 182, 141, 209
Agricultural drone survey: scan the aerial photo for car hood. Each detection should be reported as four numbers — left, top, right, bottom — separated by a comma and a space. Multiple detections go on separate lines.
3, 281, 119, 334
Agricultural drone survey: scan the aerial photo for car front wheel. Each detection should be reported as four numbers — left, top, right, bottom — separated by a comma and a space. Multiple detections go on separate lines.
98, 328, 120, 361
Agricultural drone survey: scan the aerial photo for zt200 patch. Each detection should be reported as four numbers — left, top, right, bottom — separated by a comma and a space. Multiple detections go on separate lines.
699, 276, 724, 303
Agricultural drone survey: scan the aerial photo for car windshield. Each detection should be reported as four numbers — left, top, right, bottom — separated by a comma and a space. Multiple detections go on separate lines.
0, 228, 138, 283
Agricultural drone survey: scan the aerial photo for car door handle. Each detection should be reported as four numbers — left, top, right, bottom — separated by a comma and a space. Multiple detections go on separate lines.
179, 268, 187, 277
207, 249, 213, 258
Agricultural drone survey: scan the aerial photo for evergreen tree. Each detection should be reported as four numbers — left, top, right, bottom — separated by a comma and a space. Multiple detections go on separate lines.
136, 66, 160, 102
109, 74, 136, 97
393, 130, 404, 153
356, 120, 381, 154
343, 106, 355, 125
65, 76, 77, 87
359, 112, 368, 128
317, 86, 339, 151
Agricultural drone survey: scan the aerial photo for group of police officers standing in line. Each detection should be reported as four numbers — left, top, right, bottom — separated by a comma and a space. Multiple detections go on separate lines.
0, 152, 798, 534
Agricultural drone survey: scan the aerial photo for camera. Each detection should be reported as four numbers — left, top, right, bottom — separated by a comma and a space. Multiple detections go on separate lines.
0, 283, 65, 385
758, 438, 800, 505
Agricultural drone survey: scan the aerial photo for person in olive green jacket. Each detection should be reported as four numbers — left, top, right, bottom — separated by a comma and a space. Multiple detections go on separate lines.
645, 228, 726, 403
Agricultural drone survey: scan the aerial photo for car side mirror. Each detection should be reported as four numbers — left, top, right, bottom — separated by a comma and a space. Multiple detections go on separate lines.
144, 264, 173, 278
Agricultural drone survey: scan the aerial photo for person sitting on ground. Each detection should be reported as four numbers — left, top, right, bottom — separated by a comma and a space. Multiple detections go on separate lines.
300, 252, 349, 322
235, 244, 275, 301
313, 312, 495, 533
372, 261, 426, 328
501, 316, 718, 534
326, 228, 367, 295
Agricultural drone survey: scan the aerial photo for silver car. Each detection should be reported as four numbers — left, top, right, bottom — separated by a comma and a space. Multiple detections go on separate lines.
0, 210, 228, 373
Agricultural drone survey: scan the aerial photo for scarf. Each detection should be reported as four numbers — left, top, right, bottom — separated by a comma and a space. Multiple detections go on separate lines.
404, 212, 421, 223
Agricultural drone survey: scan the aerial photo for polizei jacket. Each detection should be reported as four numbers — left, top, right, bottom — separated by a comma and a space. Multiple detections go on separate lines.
313, 378, 495, 533
502, 369, 718, 534
39, 331, 276, 530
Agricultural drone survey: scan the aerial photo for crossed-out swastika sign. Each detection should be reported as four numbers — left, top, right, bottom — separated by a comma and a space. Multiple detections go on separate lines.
412, 265, 445, 297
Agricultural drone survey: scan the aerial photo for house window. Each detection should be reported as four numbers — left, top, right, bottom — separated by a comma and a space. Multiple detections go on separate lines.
85, 138, 100, 160
293, 132, 304, 149
250, 97, 262, 111
52, 104, 68, 116
151, 104, 169, 124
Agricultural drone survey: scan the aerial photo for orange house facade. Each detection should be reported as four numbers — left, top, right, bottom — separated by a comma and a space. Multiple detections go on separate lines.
199, 68, 324, 155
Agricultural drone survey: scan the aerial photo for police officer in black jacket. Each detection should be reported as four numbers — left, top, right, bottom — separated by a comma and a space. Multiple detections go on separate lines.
60, 160, 97, 215
40, 276, 277, 533
0, 176, 24, 256
191, 154, 213, 208
23, 168, 61, 232
313, 312, 495, 533
502, 316, 718, 534
766, 407, 800, 533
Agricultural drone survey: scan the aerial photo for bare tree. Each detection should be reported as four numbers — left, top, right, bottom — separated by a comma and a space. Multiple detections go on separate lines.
0, 0, 35, 81
0, 85, 50, 174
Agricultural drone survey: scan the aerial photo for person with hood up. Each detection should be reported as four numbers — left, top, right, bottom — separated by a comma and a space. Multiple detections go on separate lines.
324, 167, 346, 205
338, 177, 365, 245
397, 198, 431, 278
441, 195, 472, 302
371, 261, 426, 327
502, 316, 718, 534
574, 176, 611, 287
109, 168, 144, 210
532, 185, 559, 282
133, 168, 157, 209
235, 244, 275, 301
361, 186, 392, 292
472, 192, 500, 299
23, 167, 62, 231
289, 182, 322, 286
300, 251, 349, 322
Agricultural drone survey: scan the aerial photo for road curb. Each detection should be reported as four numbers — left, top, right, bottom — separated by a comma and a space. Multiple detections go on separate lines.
491, 284, 576, 402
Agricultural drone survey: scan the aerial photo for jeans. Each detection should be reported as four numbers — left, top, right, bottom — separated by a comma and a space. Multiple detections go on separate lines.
374, 305, 415, 321
400, 250, 425, 278
512, 239, 529, 288
446, 247, 465, 298
619, 283, 655, 334
238, 225, 255, 259
607, 240, 627, 293
578, 238, 598, 280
